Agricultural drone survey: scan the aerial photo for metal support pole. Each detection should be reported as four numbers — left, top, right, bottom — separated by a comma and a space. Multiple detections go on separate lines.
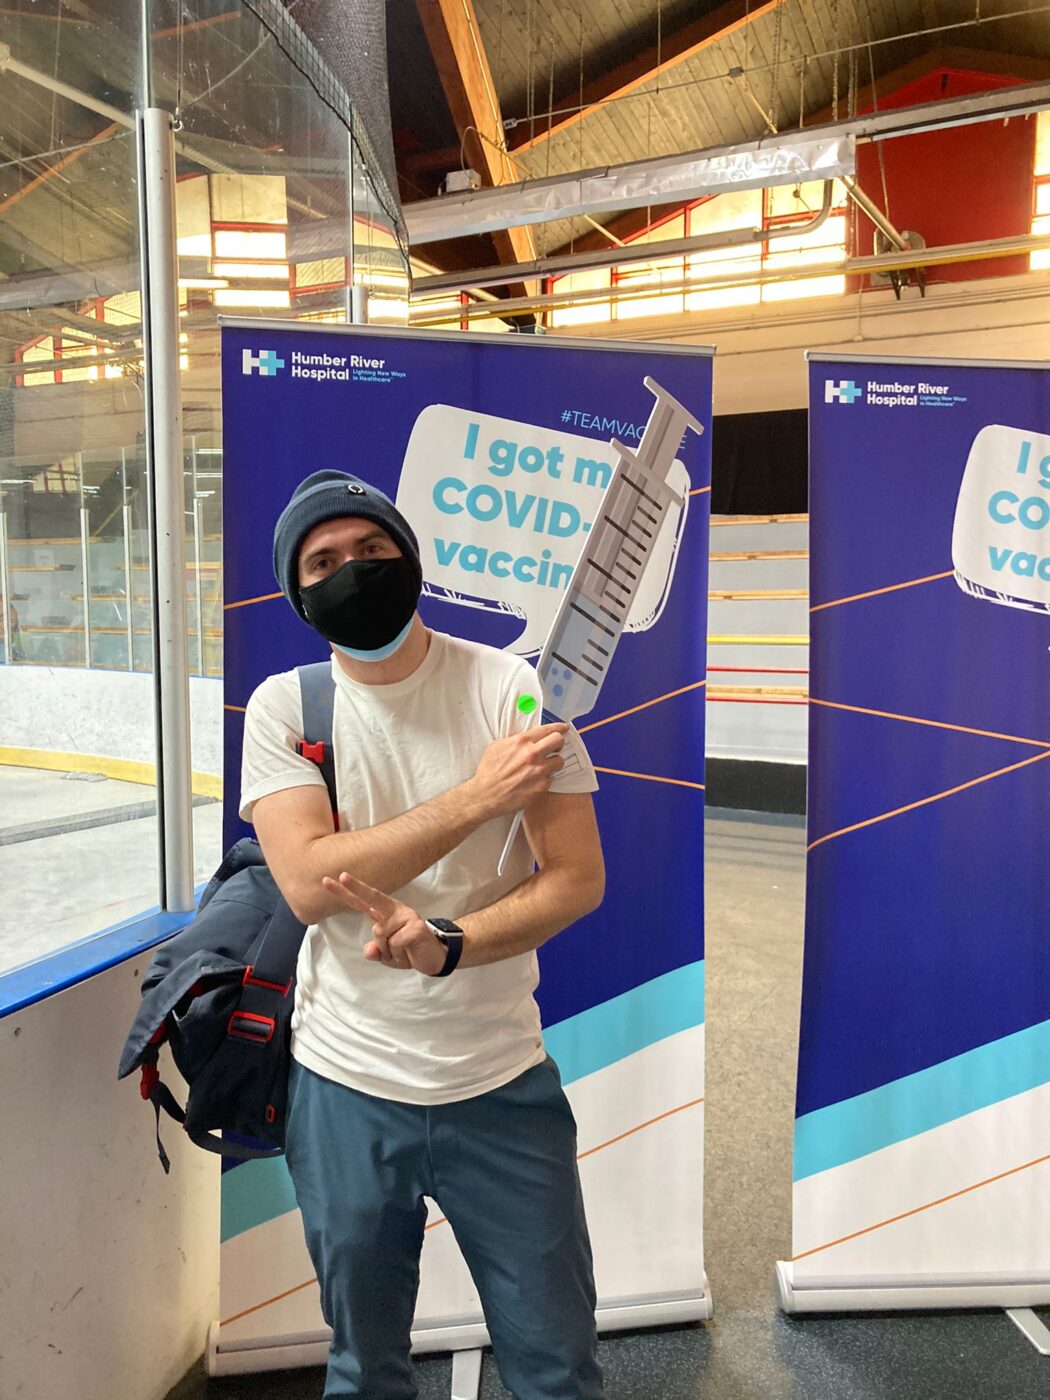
841, 175, 908, 251
344, 121, 372, 324
120, 448, 134, 670
122, 503, 135, 669
1006, 1308, 1050, 1355
450, 1349, 483, 1400
0, 508, 11, 664
344, 126, 357, 323
137, 104, 195, 912
350, 284, 369, 323
192, 495, 204, 676
79, 499, 92, 669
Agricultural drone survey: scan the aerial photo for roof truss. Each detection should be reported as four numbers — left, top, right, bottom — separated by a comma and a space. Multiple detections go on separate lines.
506, 0, 789, 154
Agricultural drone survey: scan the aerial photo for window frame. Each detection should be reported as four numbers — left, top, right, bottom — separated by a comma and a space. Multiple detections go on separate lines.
546, 184, 849, 327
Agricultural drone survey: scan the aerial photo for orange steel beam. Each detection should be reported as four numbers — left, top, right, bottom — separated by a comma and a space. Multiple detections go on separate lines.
0, 120, 121, 218
152, 10, 241, 40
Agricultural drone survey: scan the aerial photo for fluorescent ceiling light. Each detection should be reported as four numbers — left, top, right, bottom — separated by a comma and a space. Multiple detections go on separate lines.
213, 289, 291, 308
213, 262, 290, 280
214, 230, 287, 259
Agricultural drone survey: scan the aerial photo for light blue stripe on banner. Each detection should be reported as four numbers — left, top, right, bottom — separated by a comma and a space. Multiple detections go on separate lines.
543, 961, 704, 1088
221, 1156, 297, 1243
221, 961, 705, 1241
794, 1016, 1050, 1181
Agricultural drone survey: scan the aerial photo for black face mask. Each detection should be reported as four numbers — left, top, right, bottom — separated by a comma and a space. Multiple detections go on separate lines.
299, 556, 421, 651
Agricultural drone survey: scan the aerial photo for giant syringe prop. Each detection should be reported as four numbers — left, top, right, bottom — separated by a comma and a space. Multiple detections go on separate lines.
498, 376, 704, 873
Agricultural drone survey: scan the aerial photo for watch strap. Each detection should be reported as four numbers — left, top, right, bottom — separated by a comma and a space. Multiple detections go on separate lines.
426, 919, 464, 977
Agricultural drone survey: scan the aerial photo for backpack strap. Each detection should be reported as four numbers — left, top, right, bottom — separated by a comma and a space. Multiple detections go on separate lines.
142, 1058, 288, 1170
236, 891, 310, 1005
296, 661, 337, 822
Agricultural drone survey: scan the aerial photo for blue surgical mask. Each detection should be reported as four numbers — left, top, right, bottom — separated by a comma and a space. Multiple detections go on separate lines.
333, 616, 414, 662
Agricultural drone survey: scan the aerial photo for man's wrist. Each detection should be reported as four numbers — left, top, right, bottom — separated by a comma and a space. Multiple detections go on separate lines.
425, 918, 464, 976
455, 777, 495, 827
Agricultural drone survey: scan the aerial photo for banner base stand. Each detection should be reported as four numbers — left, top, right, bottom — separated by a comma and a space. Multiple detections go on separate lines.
206, 1288, 714, 1378
776, 1262, 1050, 1315
1006, 1308, 1050, 1355
451, 1348, 484, 1399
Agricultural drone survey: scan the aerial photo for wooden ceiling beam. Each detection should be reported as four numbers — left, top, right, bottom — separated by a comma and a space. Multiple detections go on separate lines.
543, 45, 1050, 259
403, 144, 464, 177
507, 0, 788, 154
414, 0, 536, 281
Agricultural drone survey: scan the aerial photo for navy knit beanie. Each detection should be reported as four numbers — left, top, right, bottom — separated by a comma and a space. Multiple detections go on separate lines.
272, 470, 422, 621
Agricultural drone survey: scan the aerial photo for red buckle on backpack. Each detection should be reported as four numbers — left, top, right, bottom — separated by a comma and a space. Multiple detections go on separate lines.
243, 965, 292, 996
298, 739, 326, 764
228, 1011, 276, 1043
265, 1104, 277, 1124
140, 1062, 160, 1100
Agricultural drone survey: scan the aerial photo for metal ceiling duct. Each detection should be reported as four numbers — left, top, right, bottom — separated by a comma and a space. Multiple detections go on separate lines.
415, 181, 835, 294
405, 133, 854, 245
404, 78, 1050, 249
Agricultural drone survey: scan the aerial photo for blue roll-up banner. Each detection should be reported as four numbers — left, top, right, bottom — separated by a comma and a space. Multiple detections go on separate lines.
779, 355, 1050, 1314
213, 322, 713, 1372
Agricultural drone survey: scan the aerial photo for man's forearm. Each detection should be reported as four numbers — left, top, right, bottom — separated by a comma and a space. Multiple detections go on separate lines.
457, 858, 604, 968
295, 781, 490, 920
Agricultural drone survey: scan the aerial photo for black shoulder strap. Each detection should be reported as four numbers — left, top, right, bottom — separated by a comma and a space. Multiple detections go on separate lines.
240, 890, 312, 993
297, 661, 337, 814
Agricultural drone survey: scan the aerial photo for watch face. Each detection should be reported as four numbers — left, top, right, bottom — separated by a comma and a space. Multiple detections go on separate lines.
429, 918, 462, 935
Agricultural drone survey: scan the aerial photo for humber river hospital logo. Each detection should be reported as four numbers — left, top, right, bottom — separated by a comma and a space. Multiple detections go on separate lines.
242, 348, 285, 377
824, 379, 862, 404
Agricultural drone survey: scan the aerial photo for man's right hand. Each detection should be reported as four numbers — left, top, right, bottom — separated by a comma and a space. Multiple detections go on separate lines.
466, 722, 568, 820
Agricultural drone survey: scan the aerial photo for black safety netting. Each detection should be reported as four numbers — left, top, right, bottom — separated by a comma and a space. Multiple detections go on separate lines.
254, 0, 406, 254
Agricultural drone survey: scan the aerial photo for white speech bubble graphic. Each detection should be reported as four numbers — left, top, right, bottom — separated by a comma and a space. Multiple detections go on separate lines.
952, 424, 1050, 615
397, 403, 691, 653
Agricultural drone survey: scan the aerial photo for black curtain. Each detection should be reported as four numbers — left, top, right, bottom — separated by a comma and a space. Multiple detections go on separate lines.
710, 408, 808, 515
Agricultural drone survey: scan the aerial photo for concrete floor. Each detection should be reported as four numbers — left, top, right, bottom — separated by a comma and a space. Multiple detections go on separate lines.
2, 776, 1045, 1397
163, 810, 1050, 1400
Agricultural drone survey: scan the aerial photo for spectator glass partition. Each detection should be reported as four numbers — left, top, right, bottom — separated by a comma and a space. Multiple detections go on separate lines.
0, 0, 407, 983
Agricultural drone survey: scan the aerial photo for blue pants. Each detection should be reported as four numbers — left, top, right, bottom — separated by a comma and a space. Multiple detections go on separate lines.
285, 1058, 605, 1400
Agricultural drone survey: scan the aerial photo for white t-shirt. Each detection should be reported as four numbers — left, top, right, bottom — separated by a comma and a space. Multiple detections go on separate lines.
239, 630, 598, 1105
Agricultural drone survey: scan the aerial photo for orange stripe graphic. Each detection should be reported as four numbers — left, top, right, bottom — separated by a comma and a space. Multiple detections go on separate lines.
224, 703, 246, 714
689, 485, 712, 496
808, 749, 1050, 852
577, 1096, 703, 1162
810, 698, 1050, 751
579, 680, 706, 734
220, 1277, 319, 1329
225, 590, 283, 612
793, 1151, 1050, 1261
595, 765, 705, 792
810, 570, 953, 613
219, 1097, 702, 1328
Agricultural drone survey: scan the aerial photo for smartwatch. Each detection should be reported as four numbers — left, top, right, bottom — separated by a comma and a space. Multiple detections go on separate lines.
426, 918, 464, 977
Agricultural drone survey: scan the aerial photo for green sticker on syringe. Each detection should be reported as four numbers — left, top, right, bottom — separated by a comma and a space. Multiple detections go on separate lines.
516, 694, 538, 714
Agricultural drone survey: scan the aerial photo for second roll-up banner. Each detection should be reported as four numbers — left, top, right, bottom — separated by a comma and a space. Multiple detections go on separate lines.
780, 353, 1050, 1314
214, 323, 713, 1374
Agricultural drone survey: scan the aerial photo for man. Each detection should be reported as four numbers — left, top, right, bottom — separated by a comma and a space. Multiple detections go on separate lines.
240, 469, 606, 1400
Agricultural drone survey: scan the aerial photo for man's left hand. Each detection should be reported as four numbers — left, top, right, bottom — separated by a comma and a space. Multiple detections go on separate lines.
321, 872, 448, 976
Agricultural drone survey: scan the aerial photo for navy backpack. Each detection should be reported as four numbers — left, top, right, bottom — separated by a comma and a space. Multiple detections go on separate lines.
118, 662, 336, 1172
